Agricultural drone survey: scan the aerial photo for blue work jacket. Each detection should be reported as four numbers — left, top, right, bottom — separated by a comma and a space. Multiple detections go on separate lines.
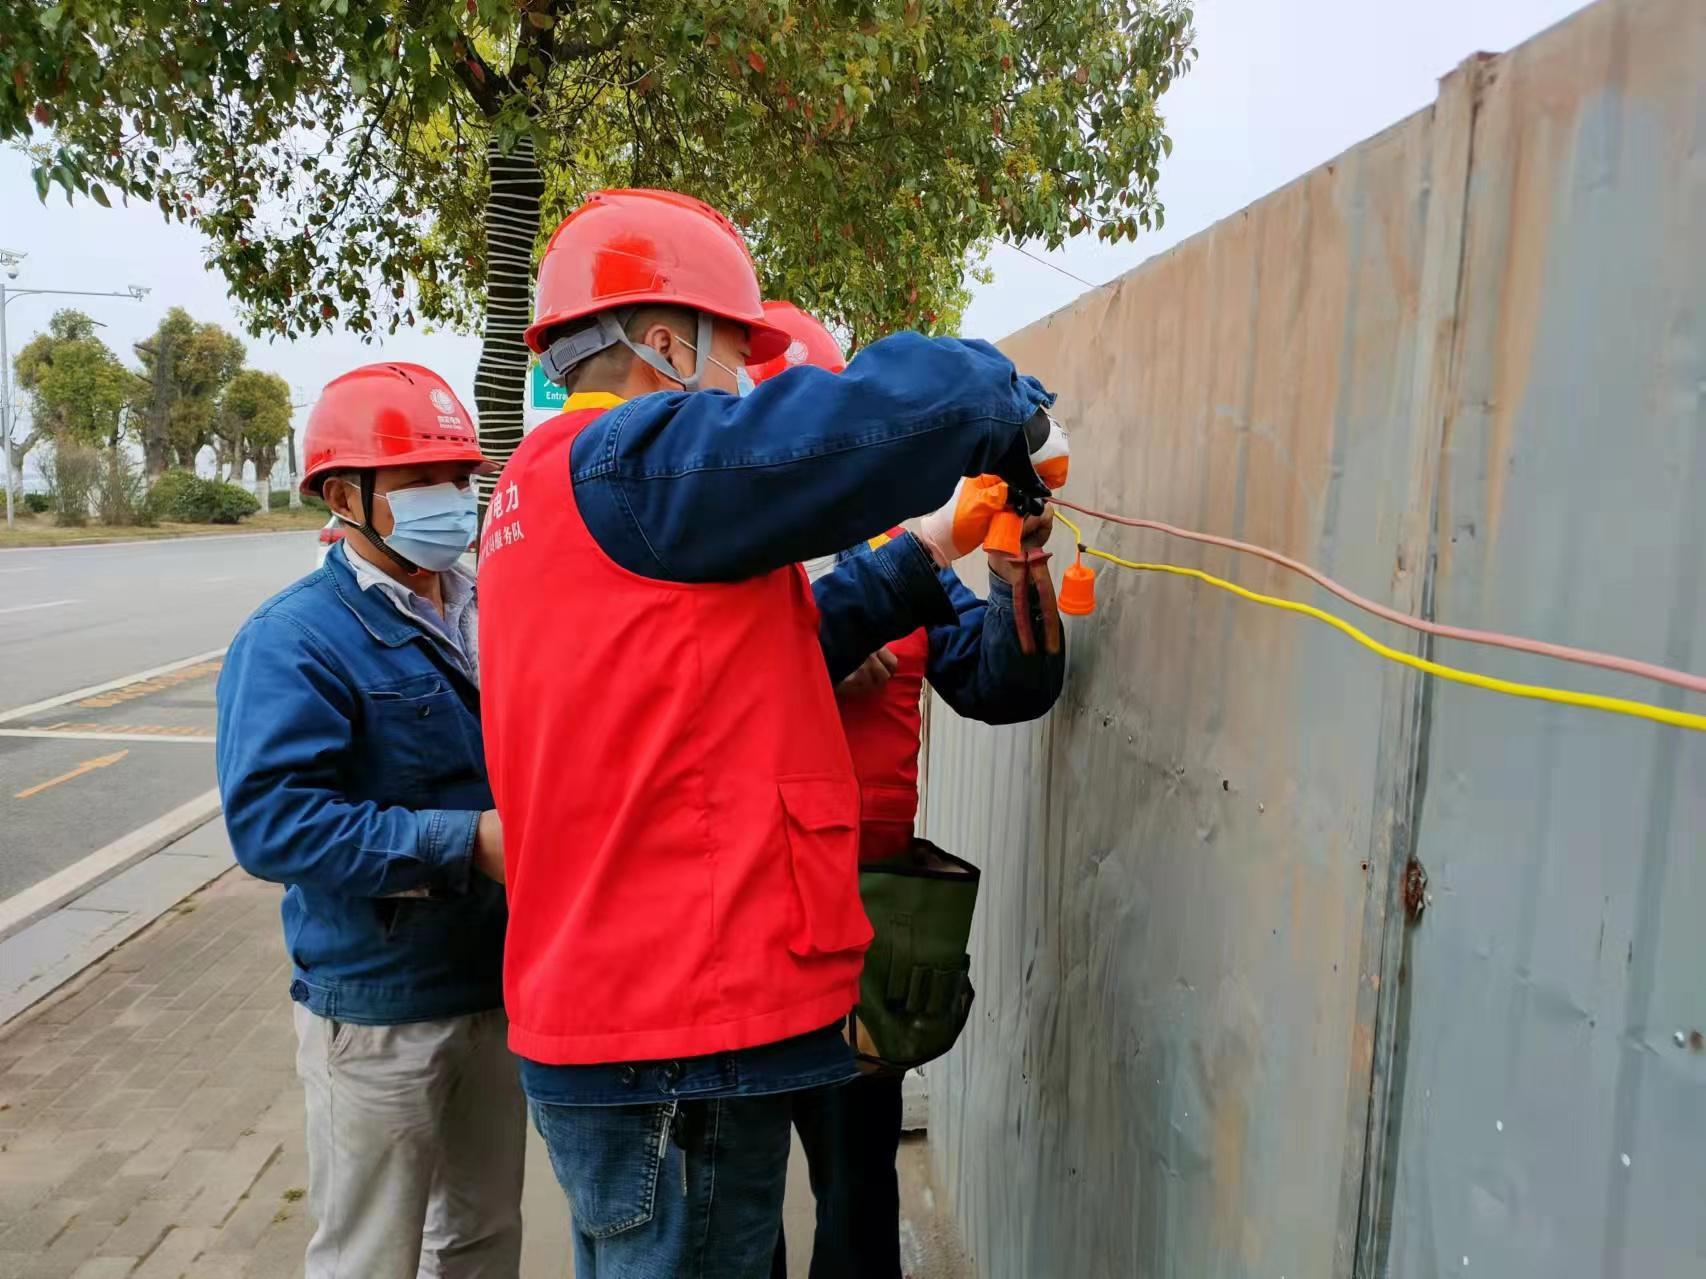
216, 549, 503, 1025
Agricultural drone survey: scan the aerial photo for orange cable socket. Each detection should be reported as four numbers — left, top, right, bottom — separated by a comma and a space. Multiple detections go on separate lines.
1058, 555, 1096, 616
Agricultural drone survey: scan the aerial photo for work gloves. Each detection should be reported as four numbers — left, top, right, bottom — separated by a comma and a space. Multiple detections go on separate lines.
915, 410, 1071, 656
917, 410, 1070, 564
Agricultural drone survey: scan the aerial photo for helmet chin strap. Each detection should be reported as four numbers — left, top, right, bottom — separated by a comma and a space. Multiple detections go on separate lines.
344, 469, 425, 577
542, 310, 717, 391
643, 311, 716, 392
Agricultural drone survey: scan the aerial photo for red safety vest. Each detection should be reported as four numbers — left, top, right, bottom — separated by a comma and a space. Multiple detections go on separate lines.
478, 398, 871, 1065
837, 532, 932, 863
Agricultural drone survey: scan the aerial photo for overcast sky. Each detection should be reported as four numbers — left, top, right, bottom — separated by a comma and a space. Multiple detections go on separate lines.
2, 0, 1589, 461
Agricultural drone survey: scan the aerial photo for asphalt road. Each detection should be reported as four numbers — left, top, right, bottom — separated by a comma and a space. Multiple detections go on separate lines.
0, 531, 319, 901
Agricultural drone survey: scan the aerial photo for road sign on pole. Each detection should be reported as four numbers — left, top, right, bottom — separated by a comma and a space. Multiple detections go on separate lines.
523, 360, 566, 435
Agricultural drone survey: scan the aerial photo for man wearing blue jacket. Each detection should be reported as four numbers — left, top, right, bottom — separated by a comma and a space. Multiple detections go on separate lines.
754, 302, 1065, 1279
480, 189, 1066, 1278
215, 363, 520, 1279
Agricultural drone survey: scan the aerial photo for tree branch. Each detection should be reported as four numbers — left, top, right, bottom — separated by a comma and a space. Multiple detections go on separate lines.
552, 17, 629, 65
450, 46, 509, 117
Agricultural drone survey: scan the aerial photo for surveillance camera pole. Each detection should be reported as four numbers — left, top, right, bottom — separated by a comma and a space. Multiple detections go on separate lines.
0, 250, 151, 530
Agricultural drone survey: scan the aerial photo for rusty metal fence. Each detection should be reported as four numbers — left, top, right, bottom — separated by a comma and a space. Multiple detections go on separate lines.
919, 2, 1705, 1275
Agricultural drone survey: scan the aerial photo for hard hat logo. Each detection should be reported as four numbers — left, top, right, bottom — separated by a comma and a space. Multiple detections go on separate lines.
747, 301, 847, 383
429, 389, 457, 415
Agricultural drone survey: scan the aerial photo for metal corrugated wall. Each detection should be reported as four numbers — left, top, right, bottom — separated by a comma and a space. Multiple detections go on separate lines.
920, 2, 1703, 1275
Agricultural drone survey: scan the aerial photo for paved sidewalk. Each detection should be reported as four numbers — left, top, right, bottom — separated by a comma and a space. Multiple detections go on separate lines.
0, 864, 970, 1279
0, 870, 313, 1279
0, 817, 231, 1026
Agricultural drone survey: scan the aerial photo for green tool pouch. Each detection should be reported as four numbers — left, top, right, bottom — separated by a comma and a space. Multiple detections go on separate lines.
844, 839, 980, 1074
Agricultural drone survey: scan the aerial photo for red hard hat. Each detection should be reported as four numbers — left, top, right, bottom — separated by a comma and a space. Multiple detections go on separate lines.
524, 188, 790, 362
747, 301, 847, 381
299, 363, 492, 495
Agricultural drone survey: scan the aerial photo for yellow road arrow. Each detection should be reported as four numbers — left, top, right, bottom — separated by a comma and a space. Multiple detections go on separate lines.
15, 749, 130, 800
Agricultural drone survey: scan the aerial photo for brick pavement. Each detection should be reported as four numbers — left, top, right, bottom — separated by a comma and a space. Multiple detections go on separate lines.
0, 872, 311, 1279
0, 866, 969, 1279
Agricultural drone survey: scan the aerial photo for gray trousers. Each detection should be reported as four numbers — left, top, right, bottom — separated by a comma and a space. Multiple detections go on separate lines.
293, 1004, 527, 1279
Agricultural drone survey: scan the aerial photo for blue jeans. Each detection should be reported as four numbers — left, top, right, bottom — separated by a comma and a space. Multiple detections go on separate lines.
532, 1095, 794, 1279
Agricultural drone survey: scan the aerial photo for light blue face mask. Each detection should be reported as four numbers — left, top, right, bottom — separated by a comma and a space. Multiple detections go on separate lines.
377, 483, 479, 572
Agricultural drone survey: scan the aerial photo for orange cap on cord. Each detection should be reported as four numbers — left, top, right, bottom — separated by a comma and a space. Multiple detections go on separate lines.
1058, 558, 1097, 616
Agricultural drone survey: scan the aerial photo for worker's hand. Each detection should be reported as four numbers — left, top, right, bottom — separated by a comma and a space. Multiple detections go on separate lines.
916, 475, 1009, 566
990, 410, 1069, 513
1020, 509, 1056, 551
838, 648, 899, 699
472, 810, 505, 885
986, 511, 1055, 586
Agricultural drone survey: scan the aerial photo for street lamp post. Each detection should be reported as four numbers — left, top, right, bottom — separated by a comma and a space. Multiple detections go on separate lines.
0, 249, 150, 530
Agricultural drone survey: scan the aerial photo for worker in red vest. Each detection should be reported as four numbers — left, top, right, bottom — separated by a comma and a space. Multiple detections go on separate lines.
477, 188, 1065, 1278
753, 302, 1065, 1279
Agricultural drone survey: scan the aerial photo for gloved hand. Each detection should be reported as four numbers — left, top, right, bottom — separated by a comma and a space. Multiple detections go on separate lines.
991, 409, 1069, 516
916, 474, 1010, 565
987, 512, 1064, 656
985, 413, 1068, 654
915, 412, 1070, 564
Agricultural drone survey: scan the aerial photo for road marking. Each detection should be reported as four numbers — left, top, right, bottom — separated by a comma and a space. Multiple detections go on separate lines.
0, 788, 222, 942
0, 567, 42, 575
0, 647, 228, 725
0, 729, 216, 745
0, 599, 77, 616
44, 722, 210, 737
15, 749, 130, 800
77, 659, 223, 708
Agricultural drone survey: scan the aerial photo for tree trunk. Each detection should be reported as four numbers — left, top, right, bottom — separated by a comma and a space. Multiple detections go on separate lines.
138, 332, 175, 478
471, 135, 544, 519
286, 426, 302, 510
252, 445, 274, 513
141, 413, 172, 476
7, 430, 39, 508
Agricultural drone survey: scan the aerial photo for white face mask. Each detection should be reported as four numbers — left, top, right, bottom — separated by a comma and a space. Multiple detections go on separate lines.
676, 334, 754, 396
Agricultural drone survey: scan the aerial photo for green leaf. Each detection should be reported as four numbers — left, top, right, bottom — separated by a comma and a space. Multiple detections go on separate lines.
12, 0, 1191, 373
92, 184, 111, 208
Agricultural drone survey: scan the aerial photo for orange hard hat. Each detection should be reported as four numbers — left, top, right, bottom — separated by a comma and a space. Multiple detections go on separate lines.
299, 363, 491, 495
747, 301, 847, 381
525, 189, 790, 365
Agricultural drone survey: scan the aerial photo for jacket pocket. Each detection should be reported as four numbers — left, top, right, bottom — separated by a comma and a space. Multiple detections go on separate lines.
859, 782, 919, 826
532, 1100, 672, 1239
778, 777, 873, 958
362, 678, 475, 789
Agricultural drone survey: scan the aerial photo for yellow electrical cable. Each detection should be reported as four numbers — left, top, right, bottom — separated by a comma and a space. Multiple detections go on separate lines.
1049, 512, 1706, 735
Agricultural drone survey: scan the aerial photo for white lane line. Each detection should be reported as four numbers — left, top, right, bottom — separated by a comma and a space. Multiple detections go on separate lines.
0, 567, 43, 575
0, 729, 217, 745
0, 647, 229, 725
0, 599, 77, 616
0, 788, 222, 942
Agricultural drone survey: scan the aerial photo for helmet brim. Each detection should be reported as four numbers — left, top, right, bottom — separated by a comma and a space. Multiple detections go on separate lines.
301, 444, 496, 496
